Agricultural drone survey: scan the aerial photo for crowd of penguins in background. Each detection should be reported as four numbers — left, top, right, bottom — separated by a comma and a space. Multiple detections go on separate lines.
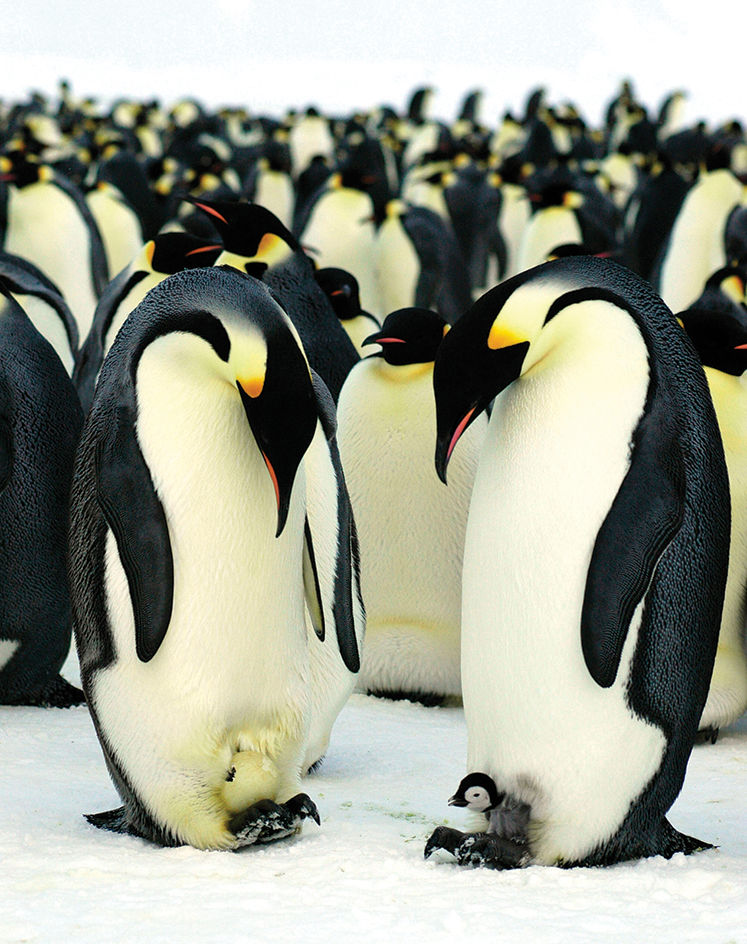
1, 76, 747, 867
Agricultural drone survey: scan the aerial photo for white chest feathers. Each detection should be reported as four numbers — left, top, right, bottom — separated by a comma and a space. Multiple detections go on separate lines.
460, 299, 666, 864
337, 356, 486, 696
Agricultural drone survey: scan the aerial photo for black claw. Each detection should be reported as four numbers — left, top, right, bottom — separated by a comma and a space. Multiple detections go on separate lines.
695, 727, 720, 745
229, 794, 320, 848
424, 825, 468, 859
284, 793, 321, 825
424, 826, 531, 870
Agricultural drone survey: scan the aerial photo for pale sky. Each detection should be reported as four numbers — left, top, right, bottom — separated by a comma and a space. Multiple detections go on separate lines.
1, 0, 744, 129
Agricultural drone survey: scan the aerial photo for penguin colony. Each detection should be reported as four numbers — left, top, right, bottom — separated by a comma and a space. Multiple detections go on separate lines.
0, 77, 746, 867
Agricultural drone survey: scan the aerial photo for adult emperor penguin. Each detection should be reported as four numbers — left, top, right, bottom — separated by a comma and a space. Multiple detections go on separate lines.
0, 284, 84, 706
0, 250, 78, 375
74, 232, 221, 412
678, 269, 747, 736
337, 308, 486, 703
188, 197, 360, 402
315, 267, 381, 356
0, 149, 108, 341
425, 255, 730, 868
655, 161, 747, 313
85, 180, 145, 280
297, 170, 382, 317
69, 265, 363, 849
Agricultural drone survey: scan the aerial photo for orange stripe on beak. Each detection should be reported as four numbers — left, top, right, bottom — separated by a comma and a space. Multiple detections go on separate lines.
447, 408, 475, 462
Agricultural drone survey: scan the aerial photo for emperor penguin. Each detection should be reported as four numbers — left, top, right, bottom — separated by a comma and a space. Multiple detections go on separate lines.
85, 180, 145, 280
315, 267, 381, 356
0, 284, 84, 706
425, 255, 730, 869
0, 250, 78, 375
655, 163, 747, 313
0, 149, 108, 341
297, 171, 382, 317
188, 197, 360, 402
74, 232, 222, 412
678, 268, 747, 735
69, 265, 363, 849
375, 200, 472, 324
337, 308, 486, 703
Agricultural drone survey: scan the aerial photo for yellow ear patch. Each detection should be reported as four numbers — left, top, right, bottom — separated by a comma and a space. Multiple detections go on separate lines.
488, 321, 526, 350
256, 232, 280, 258
239, 375, 265, 398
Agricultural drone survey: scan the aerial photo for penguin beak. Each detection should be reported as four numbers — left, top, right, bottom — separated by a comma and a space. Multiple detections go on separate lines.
448, 795, 467, 807
434, 336, 529, 484
362, 331, 405, 349
236, 361, 317, 539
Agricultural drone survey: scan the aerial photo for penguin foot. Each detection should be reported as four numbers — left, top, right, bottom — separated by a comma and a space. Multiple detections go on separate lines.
1, 674, 85, 708
368, 689, 449, 708
424, 826, 531, 870
695, 726, 720, 745
229, 794, 320, 848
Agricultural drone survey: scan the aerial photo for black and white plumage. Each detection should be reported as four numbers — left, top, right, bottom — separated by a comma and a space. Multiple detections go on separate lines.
0, 250, 79, 375
0, 150, 108, 340
74, 232, 221, 412
0, 284, 84, 706
426, 254, 730, 869
188, 197, 360, 402
70, 265, 363, 849
678, 273, 747, 736
337, 308, 485, 703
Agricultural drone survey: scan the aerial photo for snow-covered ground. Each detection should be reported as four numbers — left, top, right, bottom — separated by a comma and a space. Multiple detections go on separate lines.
2, 651, 747, 944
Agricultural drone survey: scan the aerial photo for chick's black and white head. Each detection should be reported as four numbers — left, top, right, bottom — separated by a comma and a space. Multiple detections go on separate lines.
448, 773, 504, 813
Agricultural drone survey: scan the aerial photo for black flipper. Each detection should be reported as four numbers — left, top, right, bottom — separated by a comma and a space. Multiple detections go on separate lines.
0, 411, 12, 494
21, 675, 85, 708
580, 404, 686, 689
303, 517, 325, 642
309, 370, 362, 674
94, 400, 173, 663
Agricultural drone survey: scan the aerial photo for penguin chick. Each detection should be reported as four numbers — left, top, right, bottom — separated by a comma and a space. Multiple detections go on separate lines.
448, 772, 504, 814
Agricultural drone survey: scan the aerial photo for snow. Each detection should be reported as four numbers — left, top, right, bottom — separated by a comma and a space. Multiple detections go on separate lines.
2, 649, 747, 944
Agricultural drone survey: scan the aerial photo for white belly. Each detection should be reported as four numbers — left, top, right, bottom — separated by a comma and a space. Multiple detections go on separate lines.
6, 183, 99, 340
92, 332, 310, 847
516, 206, 582, 272
338, 358, 485, 695
700, 369, 747, 729
301, 190, 381, 316
462, 300, 667, 864
658, 169, 746, 312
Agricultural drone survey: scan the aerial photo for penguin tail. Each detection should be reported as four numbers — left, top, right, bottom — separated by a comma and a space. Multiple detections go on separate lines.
85, 807, 131, 833
2, 674, 85, 708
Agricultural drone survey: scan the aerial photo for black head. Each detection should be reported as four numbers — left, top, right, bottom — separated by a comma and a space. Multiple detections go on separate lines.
315, 267, 362, 321
186, 197, 301, 259
150, 232, 223, 274
363, 308, 449, 366
448, 773, 504, 813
